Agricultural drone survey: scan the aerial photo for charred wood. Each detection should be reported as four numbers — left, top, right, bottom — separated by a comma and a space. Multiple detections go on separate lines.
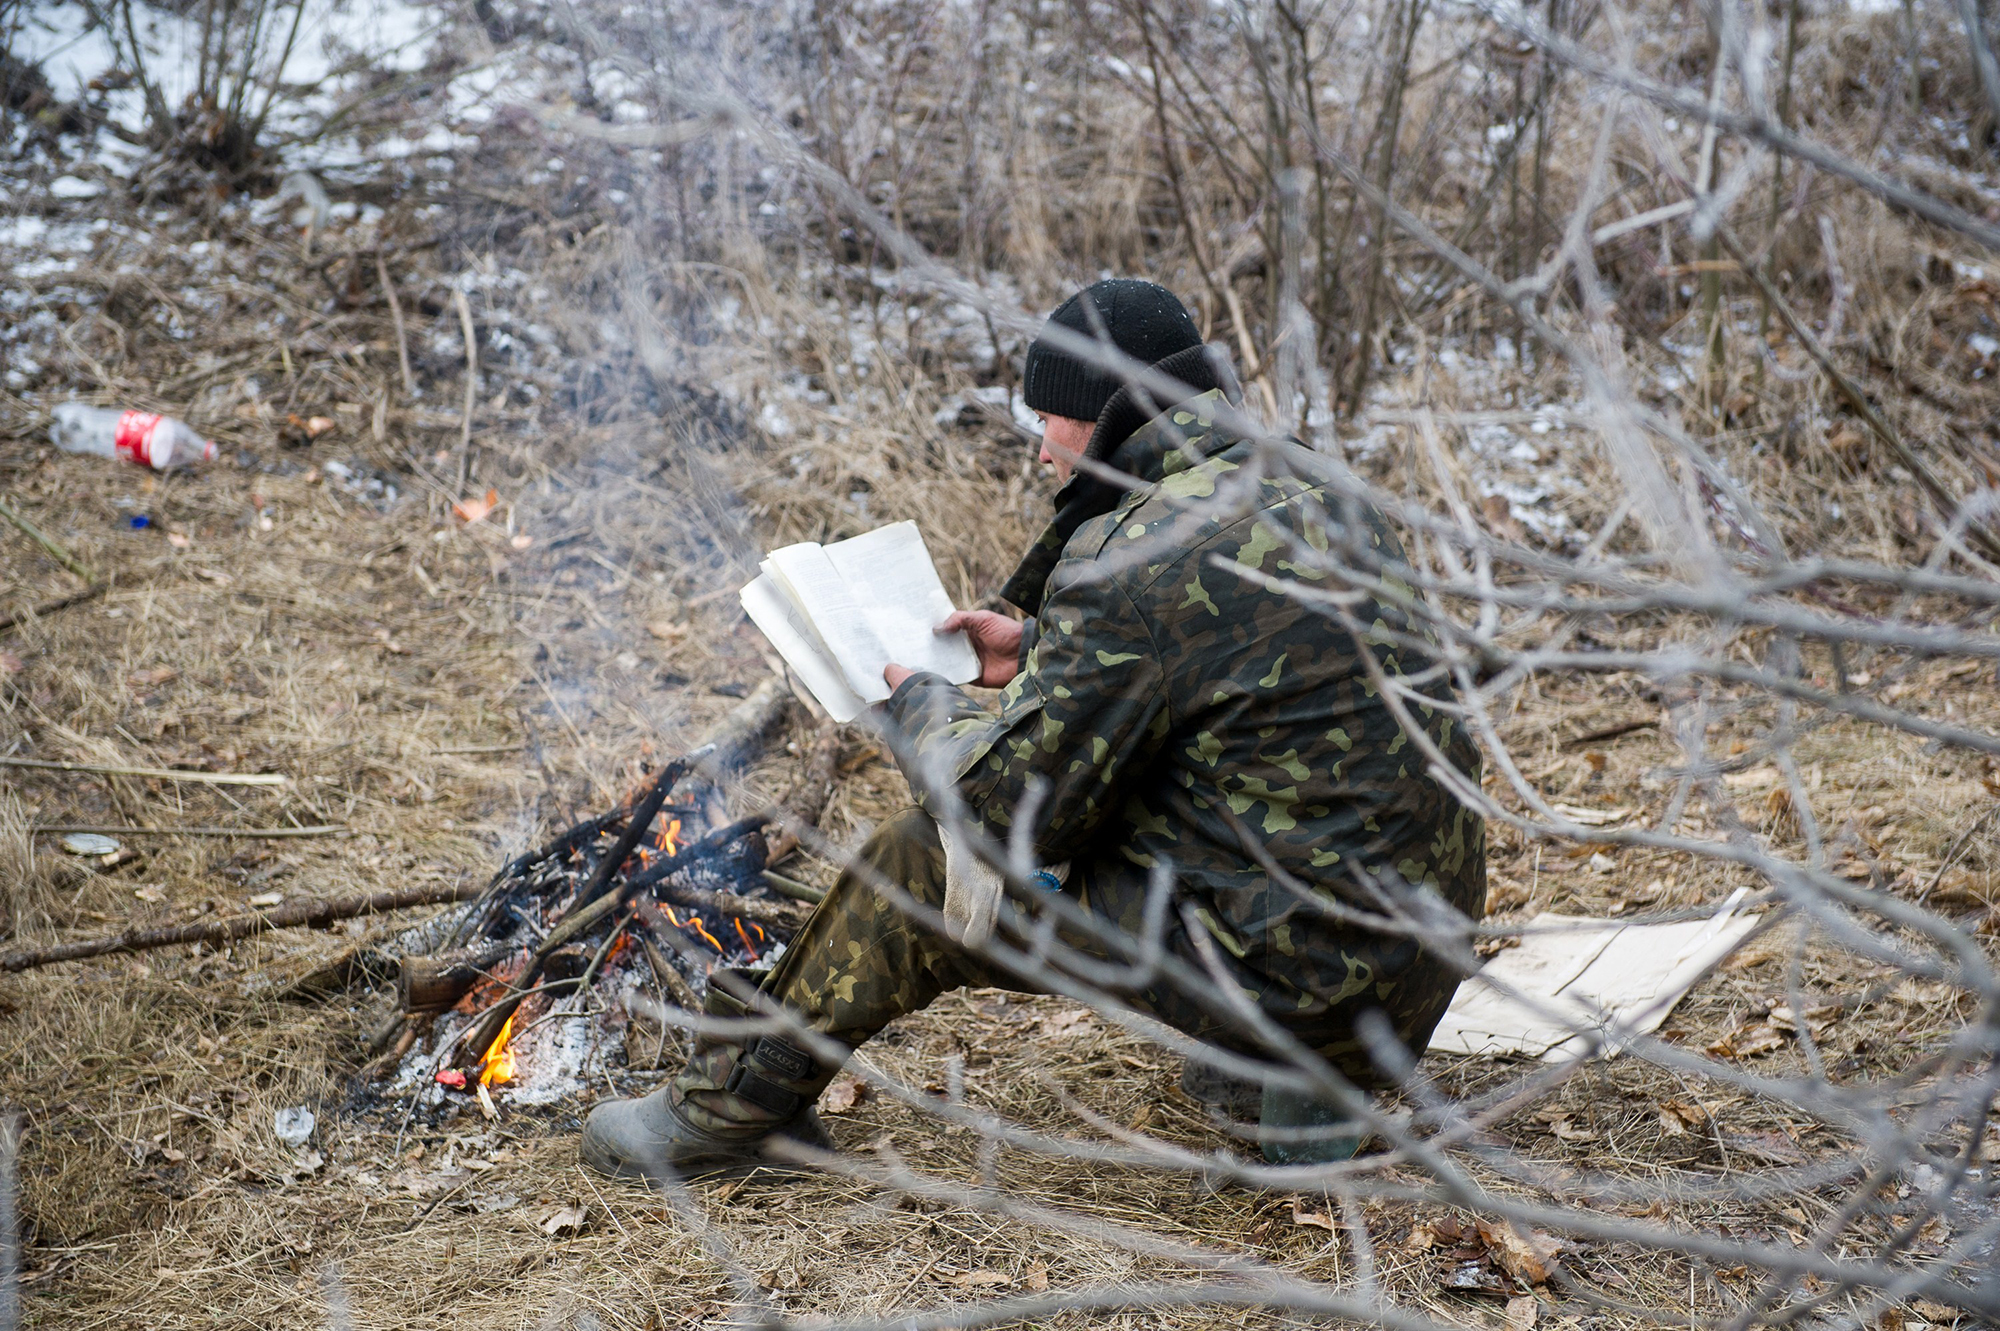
397, 941, 517, 1014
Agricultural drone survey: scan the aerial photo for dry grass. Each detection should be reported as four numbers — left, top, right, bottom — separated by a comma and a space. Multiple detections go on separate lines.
4, 0, 2000, 1324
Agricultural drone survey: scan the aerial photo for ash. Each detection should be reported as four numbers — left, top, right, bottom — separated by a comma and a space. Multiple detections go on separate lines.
372, 785, 797, 1119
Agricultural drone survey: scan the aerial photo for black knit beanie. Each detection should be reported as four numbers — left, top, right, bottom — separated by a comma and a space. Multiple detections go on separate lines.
1021, 279, 1202, 423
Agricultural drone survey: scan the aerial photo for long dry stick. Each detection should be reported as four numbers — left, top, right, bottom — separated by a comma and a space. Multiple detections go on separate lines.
0, 757, 289, 787
0, 495, 93, 585
31, 823, 347, 840
452, 285, 478, 490
0, 880, 485, 972
0, 583, 106, 635
375, 250, 416, 397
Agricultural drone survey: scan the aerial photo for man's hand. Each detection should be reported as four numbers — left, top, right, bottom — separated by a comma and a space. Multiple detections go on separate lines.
883, 663, 914, 692
937, 610, 1025, 688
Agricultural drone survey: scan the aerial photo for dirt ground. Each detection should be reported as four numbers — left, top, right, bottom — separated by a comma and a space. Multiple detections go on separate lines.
5, 0, 2000, 1325
4, 373, 1998, 1329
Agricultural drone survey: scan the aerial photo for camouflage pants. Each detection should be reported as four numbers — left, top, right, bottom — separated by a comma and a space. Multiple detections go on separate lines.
759, 807, 1467, 1088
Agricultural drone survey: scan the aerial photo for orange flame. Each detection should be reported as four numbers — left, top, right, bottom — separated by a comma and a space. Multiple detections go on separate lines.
658, 818, 681, 856
479, 1011, 517, 1087
686, 914, 725, 953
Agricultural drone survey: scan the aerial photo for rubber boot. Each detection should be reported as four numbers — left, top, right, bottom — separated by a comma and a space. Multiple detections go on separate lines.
1178, 1059, 1262, 1122
581, 973, 842, 1178
1259, 1084, 1365, 1165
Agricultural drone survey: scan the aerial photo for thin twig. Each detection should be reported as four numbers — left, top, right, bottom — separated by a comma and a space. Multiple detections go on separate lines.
375, 250, 416, 398
0, 495, 93, 584
0, 758, 288, 786
30, 823, 347, 839
761, 869, 826, 905
0, 583, 107, 634
452, 285, 477, 491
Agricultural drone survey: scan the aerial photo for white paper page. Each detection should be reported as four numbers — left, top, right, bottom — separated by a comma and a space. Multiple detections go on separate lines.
1427, 900, 1759, 1061
1426, 919, 1624, 1059
821, 521, 979, 686
739, 570, 869, 723
766, 540, 896, 703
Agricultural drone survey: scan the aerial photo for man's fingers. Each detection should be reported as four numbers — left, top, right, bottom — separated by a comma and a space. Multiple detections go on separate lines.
934, 611, 968, 635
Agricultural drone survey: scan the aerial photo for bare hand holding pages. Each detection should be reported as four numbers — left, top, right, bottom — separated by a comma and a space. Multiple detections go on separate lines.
739, 521, 980, 723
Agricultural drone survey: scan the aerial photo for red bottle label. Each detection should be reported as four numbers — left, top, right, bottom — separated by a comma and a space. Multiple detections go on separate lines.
113, 411, 162, 467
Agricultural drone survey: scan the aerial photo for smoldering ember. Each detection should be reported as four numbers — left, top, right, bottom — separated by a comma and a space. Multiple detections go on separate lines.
6, 0, 2000, 1328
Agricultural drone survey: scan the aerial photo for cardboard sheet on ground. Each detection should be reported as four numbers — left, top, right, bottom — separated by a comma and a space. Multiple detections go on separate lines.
1428, 890, 1758, 1061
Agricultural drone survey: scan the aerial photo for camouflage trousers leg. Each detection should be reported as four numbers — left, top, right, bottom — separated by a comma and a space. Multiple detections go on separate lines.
668, 807, 1026, 1141
758, 806, 1021, 1048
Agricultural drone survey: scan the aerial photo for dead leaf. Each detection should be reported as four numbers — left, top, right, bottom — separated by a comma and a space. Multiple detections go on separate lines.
510, 533, 534, 550
1724, 937, 1785, 971
247, 891, 283, 908
134, 886, 164, 903
821, 1074, 869, 1114
1709, 1023, 1787, 1059
1292, 1197, 1336, 1232
166, 531, 190, 549
453, 489, 500, 524
1657, 1099, 1708, 1136
1024, 1259, 1049, 1292
1039, 1008, 1094, 1038
1506, 1294, 1540, 1329
305, 416, 335, 437
947, 1269, 1010, 1289
1481, 493, 1527, 542
1477, 1221, 1563, 1285
540, 1203, 587, 1237
1405, 1222, 1440, 1252
128, 666, 178, 688
1547, 1116, 1598, 1143
646, 620, 684, 641
0, 651, 21, 675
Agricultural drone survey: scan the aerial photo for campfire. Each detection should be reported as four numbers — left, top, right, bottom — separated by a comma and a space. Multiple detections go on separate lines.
370, 695, 833, 1108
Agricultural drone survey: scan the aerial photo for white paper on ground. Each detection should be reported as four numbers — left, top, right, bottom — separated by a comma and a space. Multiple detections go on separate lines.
1427, 890, 1759, 1061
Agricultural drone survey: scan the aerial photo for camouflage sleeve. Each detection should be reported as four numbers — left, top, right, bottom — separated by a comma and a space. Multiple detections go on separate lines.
881, 562, 1169, 862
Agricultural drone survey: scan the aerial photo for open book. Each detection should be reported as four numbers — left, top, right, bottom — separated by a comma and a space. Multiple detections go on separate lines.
739, 521, 980, 723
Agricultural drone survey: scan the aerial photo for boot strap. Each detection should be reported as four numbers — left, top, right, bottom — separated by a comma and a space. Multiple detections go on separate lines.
745, 1035, 816, 1082
724, 1063, 803, 1117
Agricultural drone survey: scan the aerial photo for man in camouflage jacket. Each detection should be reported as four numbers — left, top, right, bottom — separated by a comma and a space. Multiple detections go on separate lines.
581, 280, 1486, 1177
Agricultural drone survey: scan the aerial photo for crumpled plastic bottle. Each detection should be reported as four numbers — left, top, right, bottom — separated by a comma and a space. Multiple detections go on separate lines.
49, 402, 217, 471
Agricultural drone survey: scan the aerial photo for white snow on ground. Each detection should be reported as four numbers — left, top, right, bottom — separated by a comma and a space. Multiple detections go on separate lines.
12, 0, 441, 147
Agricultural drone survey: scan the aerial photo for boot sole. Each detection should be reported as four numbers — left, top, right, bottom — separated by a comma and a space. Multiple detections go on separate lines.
578, 1112, 835, 1180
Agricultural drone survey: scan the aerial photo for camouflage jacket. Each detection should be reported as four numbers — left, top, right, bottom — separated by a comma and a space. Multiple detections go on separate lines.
883, 390, 1485, 1056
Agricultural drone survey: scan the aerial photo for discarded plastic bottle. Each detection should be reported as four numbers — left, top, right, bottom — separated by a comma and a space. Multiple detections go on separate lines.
49, 403, 217, 470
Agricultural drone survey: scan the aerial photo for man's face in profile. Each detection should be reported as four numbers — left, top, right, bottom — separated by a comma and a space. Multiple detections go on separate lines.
1036, 413, 1093, 482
